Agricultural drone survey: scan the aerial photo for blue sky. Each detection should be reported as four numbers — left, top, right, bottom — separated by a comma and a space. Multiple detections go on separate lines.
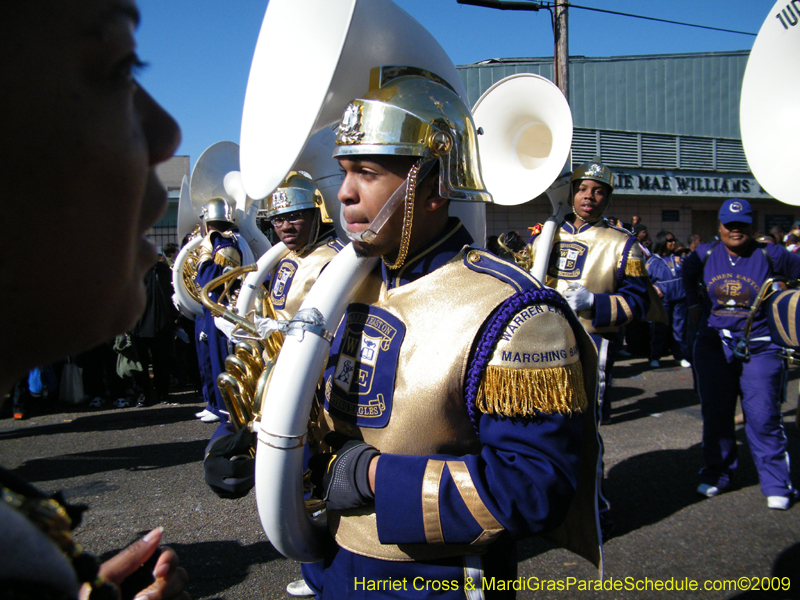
135, 0, 775, 167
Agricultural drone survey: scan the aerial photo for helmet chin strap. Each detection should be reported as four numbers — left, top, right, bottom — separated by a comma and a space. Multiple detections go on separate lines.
571, 204, 605, 225
342, 159, 435, 244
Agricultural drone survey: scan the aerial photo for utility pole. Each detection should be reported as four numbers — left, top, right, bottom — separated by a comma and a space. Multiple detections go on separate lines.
554, 0, 569, 103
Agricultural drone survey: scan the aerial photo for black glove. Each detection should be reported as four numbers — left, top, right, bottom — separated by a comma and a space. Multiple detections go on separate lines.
204, 428, 256, 499
309, 432, 380, 511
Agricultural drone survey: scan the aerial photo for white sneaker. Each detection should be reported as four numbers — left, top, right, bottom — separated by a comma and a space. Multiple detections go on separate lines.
767, 496, 790, 510
697, 483, 720, 498
195, 409, 211, 419
680, 359, 692, 368
650, 360, 660, 368
200, 412, 220, 423
286, 579, 315, 597
767, 490, 798, 510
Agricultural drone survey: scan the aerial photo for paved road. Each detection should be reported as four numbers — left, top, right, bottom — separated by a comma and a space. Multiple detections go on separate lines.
2, 355, 799, 599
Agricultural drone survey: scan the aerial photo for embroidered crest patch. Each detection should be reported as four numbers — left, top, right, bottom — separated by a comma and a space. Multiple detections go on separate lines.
270, 259, 298, 310
549, 241, 589, 280
324, 303, 405, 428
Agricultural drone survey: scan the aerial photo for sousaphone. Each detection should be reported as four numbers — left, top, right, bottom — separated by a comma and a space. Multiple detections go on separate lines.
173, 142, 269, 319
740, 0, 800, 205
241, 0, 487, 563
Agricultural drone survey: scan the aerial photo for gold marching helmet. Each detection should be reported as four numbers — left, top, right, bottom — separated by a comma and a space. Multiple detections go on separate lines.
570, 159, 615, 191
265, 171, 332, 223
202, 197, 235, 226
333, 66, 492, 204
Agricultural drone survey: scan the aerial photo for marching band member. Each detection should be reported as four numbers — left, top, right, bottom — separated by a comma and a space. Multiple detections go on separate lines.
527, 161, 651, 425
647, 230, 691, 369
526, 161, 651, 539
202, 174, 343, 598
683, 198, 800, 510
305, 68, 600, 599
263, 172, 344, 321
0, 1, 188, 598
194, 198, 255, 424
204, 174, 343, 491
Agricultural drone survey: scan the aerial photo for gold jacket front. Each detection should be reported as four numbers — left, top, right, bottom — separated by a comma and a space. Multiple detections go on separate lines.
316, 220, 601, 573
529, 218, 650, 334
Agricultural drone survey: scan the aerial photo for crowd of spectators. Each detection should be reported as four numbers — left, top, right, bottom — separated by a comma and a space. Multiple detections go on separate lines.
4, 245, 199, 420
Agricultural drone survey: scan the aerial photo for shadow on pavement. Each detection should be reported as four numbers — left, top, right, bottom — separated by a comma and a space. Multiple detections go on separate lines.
0, 405, 202, 441
9, 438, 207, 485
607, 385, 700, 426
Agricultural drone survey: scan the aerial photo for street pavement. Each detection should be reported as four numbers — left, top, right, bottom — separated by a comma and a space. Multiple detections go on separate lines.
1, 354, 799, 600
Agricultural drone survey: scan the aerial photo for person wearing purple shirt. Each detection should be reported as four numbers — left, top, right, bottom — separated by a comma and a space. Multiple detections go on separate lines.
682, 198, 800, 510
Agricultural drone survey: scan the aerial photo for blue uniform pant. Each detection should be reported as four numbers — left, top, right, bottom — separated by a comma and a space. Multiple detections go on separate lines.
195, 315, 224, 417
650, 300, 689, 362
694, 333, 794, 498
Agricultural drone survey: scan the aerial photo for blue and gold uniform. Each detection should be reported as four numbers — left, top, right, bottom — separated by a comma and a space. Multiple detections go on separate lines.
270, 233, 344, 320
529, 217, 650, 421
314, 219, 600, 597
195, 227, 251, 422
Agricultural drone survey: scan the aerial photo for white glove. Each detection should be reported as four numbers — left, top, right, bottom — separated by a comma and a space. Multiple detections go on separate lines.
564, 284, 595, 312
214, 316, 237, 340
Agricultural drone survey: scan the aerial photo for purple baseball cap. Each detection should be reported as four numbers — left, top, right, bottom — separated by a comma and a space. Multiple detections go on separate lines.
718, 198, 753, 225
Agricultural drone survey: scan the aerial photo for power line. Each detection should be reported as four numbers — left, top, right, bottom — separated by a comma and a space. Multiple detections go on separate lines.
563, 3, 757, 36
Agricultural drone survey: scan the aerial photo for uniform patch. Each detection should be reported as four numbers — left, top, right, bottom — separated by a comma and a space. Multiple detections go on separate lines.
270, 258, 298, 310
549, 241, 589, 280
324, 303, 405, 428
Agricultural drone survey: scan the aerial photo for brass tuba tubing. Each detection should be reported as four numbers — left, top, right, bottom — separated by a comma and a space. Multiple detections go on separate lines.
199, 264, 260, 336
218, 372, 250, 431
225, 355, 256, 403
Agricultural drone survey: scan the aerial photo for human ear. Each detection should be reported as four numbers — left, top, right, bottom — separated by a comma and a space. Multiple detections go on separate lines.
416, 174, 448, 213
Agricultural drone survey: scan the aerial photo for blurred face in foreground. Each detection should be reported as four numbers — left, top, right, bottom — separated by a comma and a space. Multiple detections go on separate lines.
0, 0, 181, 387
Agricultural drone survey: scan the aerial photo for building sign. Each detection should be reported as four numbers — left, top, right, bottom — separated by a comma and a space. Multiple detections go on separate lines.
612, 169, 771, 199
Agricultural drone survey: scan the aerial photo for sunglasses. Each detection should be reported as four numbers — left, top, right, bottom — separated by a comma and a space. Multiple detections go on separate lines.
666, 238, 676, 243
270, 210, 306, 227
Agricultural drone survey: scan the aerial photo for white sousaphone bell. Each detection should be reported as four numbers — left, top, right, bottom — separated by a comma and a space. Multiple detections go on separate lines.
472, 73, 574, 281
740, 0, 800, 206
172, 141, 270, 320
740, 0, 800, 351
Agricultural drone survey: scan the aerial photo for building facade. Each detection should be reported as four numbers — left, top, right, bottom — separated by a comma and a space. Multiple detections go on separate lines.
151, 155, 189, 248
457, 51, 799, 246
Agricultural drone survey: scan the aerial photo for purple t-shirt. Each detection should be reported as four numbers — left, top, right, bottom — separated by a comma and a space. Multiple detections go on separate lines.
683, 241, 800, 339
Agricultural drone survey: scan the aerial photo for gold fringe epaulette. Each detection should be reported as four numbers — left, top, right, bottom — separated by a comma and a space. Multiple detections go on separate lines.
625, 258, 647, 277
214, 246, 242, 269
476, 362, 587, 417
